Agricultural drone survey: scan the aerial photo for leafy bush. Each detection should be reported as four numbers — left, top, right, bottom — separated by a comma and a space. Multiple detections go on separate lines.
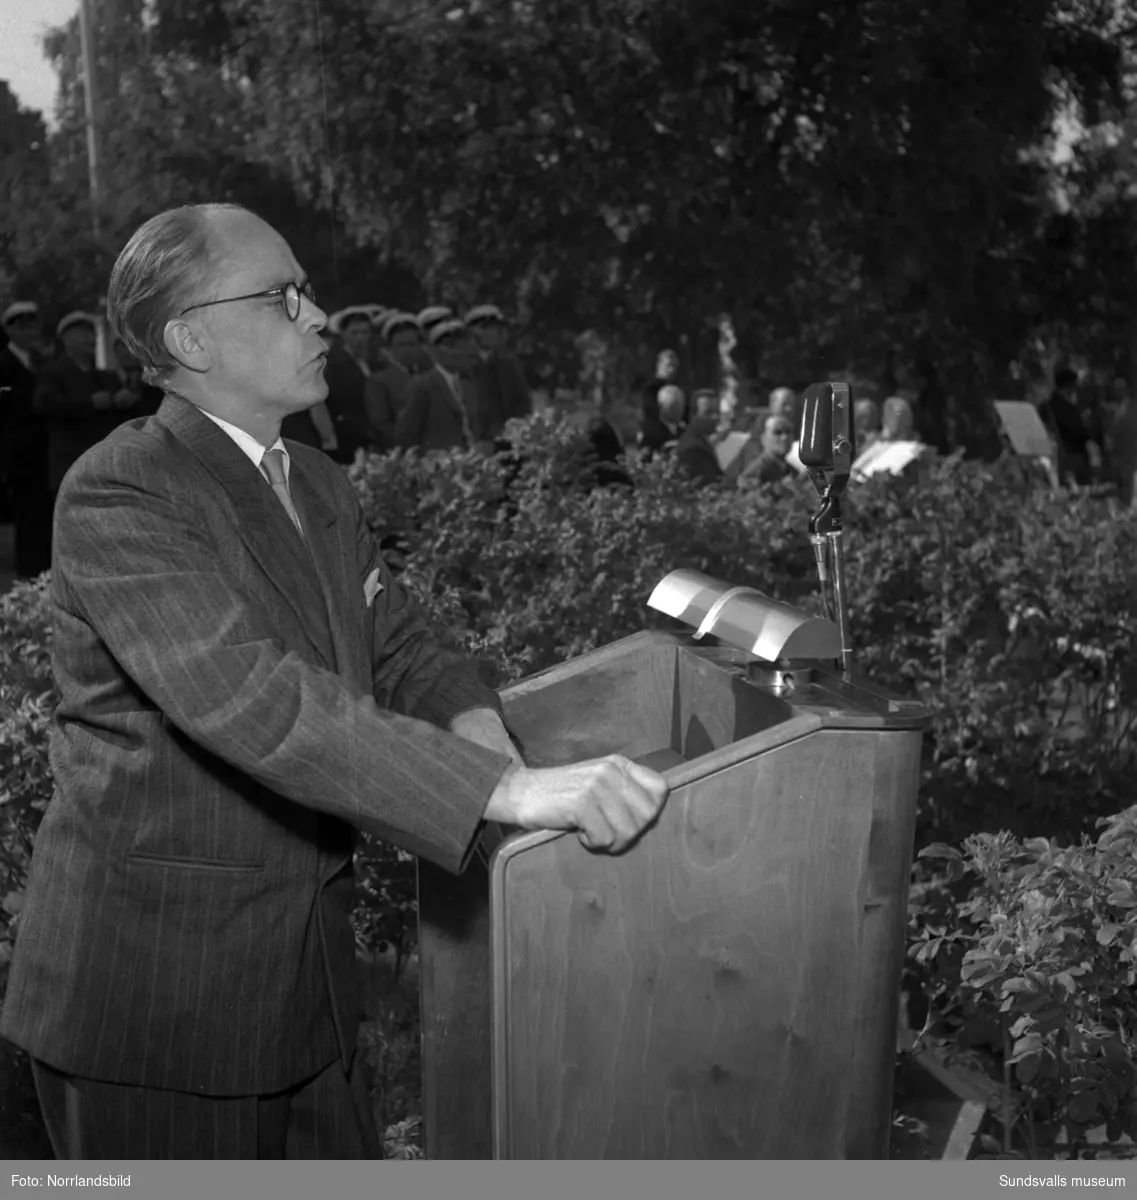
3, 413, 1137, 1154
909, 811, 1137, 1158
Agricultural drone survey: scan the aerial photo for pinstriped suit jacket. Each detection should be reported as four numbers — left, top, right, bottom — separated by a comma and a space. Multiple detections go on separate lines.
0, 394, 512, 1096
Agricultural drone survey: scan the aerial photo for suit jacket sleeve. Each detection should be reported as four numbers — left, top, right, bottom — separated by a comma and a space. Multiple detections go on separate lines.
350, 484, 503, 728
52, 444, 513, 873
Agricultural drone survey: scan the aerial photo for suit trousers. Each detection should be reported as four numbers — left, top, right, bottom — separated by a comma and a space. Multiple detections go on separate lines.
31, 1053, 384, 1160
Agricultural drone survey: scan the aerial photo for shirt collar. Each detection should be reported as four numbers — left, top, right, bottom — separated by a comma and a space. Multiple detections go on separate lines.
198, 407, 290, 480
7, 343, 32, 371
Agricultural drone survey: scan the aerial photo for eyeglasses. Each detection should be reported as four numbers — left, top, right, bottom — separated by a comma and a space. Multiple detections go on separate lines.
179, 280, 316, 322
770, 427, 793, 437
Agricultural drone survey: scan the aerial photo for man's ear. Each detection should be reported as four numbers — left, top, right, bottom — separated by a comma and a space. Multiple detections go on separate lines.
162, 318, 211, 374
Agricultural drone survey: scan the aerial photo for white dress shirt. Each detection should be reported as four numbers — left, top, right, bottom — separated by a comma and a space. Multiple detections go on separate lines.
199, 408, 292, 484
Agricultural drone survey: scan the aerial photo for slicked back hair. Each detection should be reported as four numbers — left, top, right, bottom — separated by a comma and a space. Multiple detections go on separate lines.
107, 203, 249, 386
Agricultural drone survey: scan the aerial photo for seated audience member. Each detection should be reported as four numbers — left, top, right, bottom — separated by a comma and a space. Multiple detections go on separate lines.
769, 386, 798, 428
881, 395, 916, 442
675, 389, 724, 487
33, 312, 128, 496
365, 312, 423, 447
639, 383, 685, 452
395, 319, 486, 454
736, 412, 796, 489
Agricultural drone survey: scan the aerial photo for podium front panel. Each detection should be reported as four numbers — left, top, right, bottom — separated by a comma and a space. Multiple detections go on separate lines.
418, 631, 929, 1159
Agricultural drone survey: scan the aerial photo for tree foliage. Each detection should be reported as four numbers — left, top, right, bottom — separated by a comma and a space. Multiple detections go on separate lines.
1, 0, 1135, 403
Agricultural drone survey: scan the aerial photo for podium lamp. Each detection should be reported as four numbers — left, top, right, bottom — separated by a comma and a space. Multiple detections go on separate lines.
417, 572, 931, 1160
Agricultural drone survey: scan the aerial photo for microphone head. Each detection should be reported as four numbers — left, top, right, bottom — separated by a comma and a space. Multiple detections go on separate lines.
798, 383, 835, 469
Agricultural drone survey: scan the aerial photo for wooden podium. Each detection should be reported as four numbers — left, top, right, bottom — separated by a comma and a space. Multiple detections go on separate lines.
417, 571, 932, 1159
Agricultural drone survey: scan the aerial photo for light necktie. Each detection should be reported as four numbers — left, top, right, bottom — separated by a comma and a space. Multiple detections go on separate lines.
261, 448, 305, 539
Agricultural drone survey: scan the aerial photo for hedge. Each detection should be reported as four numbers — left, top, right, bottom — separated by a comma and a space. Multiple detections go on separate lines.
2, 413, 1136, 1156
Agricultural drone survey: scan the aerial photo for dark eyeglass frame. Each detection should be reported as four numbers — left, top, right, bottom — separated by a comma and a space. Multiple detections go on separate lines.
179, 280, 316, 322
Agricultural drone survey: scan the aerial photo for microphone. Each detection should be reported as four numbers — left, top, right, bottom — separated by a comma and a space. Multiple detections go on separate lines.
798, 382, 855, 473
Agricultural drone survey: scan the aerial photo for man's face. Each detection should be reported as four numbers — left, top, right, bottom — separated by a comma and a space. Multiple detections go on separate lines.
435, 333, 476, 374
341, 318, 371, 360
657, 350, 679, 381
183, 212, 329, 416
389, 328, 422, 363
5, 315, 42, 353
761, 416, 794, 458
61, 324, 96, 367
471, 322, 502, 353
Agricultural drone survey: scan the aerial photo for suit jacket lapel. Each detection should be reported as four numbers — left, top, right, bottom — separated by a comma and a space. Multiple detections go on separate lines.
156, 395, 338, 671
288, 461, 373, 694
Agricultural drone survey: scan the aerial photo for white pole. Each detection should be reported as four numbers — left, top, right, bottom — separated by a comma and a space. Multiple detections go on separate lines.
78, 0, 109, 369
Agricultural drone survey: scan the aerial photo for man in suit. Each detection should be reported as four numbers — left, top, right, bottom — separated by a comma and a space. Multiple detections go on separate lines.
0, 202, 668, 1160
33, 312, 138, 497
395, 319, 490, 454
465, 304, 530, 439
364, 312, 422, 448
0, 301, 53, 576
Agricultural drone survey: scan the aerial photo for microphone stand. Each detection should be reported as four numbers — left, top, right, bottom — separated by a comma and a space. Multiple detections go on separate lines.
808, 489, 853, 675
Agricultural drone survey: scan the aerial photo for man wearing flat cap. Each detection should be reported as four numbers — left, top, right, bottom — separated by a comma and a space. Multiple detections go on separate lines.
364, 312, 425, 447
0, 201, 668, 1160
465, 304, 530, 440
0, 301, 53, 576
396, 318, 489, 454
33, 311, 137, 499
416, 305, 454, 337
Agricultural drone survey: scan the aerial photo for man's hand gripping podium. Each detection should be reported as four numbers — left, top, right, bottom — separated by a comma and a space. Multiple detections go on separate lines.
450, 707, 671, 855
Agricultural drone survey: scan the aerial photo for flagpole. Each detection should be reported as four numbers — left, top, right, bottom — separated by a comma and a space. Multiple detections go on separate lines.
78, 0, 108, 367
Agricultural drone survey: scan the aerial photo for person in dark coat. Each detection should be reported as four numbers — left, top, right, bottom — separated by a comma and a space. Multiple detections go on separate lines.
736, 412, 796, 489
365, 312, 423, 448
675, 389, 724, 486
0, 301, 53, 576
316, 306, 377, 464
395, 319, 486, 454
465, 304, 530, 439
1038, 367, 1102, 486
33, 312, 131, 497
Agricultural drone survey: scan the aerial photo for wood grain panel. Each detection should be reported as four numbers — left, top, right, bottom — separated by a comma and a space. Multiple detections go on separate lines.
842, 728, 924, 1158
497, 730, 878, 1159
417, 854, 493, 1160
501, 638, 678, 768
